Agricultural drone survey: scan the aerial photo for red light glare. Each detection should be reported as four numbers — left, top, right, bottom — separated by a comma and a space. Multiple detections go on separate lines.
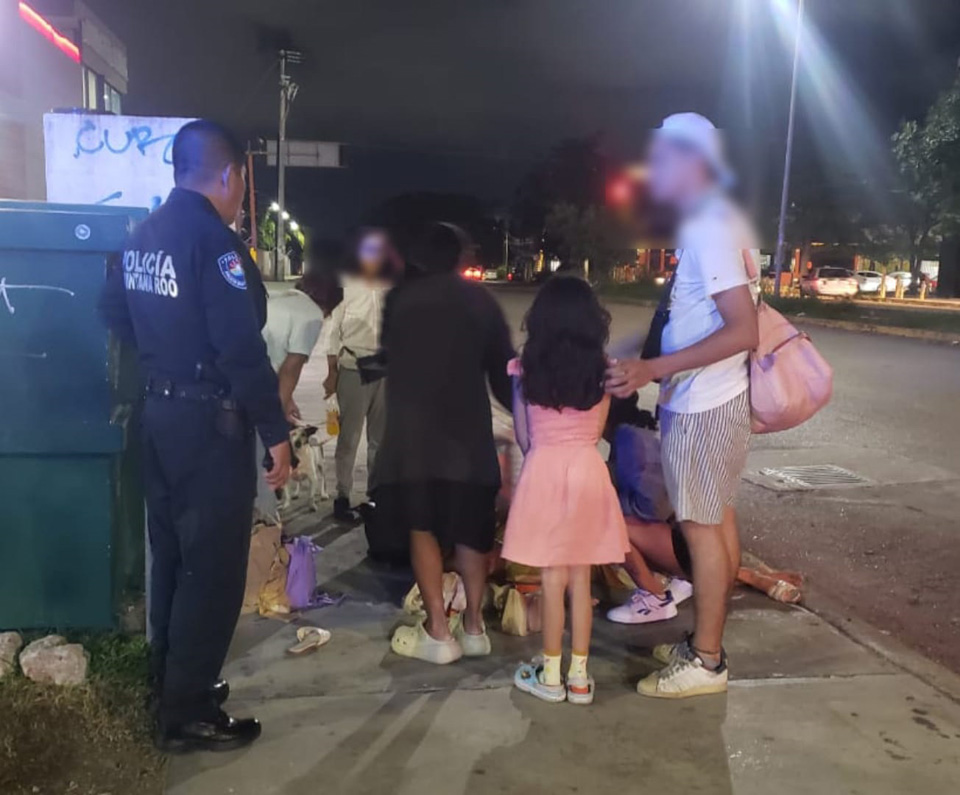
607, 178, 632, 206
19, 2, 81, 63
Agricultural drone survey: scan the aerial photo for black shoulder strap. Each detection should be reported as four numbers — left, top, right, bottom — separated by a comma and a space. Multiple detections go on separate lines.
640, 258, 680, 362
656, 267, 678, 313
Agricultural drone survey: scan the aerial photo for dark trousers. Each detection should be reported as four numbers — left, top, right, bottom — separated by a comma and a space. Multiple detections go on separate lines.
142, 397, 256, 727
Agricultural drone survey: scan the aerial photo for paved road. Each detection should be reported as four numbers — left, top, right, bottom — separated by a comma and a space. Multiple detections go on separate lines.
492, 285, 960, 672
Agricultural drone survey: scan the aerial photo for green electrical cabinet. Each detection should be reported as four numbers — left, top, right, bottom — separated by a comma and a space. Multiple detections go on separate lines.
0, 201, 147, 629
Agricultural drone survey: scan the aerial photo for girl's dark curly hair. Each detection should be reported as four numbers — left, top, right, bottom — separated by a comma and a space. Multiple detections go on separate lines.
521, 276, 611, 411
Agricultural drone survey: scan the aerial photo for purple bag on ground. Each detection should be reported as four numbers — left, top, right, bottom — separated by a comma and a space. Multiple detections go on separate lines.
284, 536, 321, 610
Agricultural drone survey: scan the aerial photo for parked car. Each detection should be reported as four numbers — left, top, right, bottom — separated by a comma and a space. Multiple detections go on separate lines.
887, 271, 916, 292
800, 267, 859, 298
482, 268, 500, 281
855, 270, 898, 294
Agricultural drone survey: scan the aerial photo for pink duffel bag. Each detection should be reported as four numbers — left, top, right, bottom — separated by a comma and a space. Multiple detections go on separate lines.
749, 300, 833, 433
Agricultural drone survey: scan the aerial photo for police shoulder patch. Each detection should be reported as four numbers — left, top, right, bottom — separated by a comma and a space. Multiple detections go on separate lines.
218, 251, 247, 290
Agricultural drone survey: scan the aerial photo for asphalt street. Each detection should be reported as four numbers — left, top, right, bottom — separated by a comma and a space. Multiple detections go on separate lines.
491, 285, 960, 672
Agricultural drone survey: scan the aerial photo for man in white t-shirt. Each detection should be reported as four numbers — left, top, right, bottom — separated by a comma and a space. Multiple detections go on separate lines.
256, 272, 340, 519
263, 284, 326, 422
606, 113, 759, 699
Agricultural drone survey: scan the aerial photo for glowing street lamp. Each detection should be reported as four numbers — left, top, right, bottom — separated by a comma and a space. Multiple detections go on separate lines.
288, 220, 299, 232
269, 201, 280, 212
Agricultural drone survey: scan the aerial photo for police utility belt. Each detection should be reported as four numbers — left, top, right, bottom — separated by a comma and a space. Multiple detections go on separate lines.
145, 377, 249, 439
144, 377, 238, 409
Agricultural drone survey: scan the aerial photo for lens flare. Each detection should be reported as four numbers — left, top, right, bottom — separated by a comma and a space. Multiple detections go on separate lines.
768, 0, 893, 196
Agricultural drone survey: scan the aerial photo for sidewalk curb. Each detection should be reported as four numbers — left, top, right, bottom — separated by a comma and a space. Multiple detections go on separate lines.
792, 315, 960, 344
594, 292, 960, 344
784, 582, 960, 704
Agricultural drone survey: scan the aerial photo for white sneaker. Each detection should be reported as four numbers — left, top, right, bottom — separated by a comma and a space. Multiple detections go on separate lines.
667, 578, 693, 606
638, 647, 728, 699
606, 589, 678, 625
652, 639, 685, 665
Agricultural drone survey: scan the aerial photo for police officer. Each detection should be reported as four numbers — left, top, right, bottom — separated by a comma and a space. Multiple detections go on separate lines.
99, 120, 291, 753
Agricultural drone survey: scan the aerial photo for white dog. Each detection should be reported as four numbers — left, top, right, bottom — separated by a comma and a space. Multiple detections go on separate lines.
279, 424, 330, 513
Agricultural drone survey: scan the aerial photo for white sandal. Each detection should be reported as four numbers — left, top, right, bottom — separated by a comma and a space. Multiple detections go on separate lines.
391, 622, 463, 665
287, 627, 331, 655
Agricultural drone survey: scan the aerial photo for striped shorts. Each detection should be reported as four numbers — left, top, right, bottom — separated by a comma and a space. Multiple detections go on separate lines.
660, 390, 751, 526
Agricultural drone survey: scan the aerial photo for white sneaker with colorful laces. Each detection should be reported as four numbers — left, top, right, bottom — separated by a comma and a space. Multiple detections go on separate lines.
638, 645, 728, 699
606, 589, 678, 625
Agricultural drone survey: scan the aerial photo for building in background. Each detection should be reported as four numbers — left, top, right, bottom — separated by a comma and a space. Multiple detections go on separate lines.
0, 0, 127, 199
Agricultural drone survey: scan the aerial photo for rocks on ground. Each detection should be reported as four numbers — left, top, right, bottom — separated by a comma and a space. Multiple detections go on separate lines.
18, 635, 88, 686
0, 631, 23, 678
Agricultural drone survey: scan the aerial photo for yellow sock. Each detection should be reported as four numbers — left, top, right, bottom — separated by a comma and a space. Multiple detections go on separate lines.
541, 653, 562, 686
568, 652, 589, 680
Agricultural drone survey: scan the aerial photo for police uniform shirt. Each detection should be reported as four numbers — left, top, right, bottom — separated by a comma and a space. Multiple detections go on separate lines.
99, 187, 288, 449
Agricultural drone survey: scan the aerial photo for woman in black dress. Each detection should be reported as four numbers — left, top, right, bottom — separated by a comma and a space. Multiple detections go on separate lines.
375, 223, 514, 664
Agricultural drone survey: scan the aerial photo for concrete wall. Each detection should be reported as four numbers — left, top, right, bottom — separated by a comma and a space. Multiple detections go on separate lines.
0, 0, 82, 200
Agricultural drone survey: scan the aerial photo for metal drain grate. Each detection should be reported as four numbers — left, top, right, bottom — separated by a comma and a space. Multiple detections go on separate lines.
759, 464, 872, 489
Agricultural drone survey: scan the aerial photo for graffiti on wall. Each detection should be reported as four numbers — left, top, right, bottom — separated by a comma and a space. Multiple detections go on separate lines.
44, 114, 195, 210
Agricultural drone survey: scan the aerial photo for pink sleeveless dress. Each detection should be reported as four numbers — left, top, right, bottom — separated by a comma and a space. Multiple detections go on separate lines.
502, 362, 629, 568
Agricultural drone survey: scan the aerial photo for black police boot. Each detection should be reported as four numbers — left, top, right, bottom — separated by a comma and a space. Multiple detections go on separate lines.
151, 679, 229, 712
333, 496, 358, 523
155, 710, 261, 754
211, 679, 230, 706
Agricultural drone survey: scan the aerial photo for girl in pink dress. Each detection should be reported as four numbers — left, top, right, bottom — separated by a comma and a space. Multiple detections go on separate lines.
503, 277, 629, 704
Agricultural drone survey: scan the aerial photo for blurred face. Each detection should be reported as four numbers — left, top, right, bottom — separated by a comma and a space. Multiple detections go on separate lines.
645, 136, 703, 207
357, 231, 389, 278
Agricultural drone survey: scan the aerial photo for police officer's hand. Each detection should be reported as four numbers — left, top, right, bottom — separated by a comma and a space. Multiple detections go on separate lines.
265, 441, 293, 489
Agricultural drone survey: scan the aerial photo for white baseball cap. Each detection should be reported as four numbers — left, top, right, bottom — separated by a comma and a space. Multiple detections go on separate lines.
654, 112, 735, 187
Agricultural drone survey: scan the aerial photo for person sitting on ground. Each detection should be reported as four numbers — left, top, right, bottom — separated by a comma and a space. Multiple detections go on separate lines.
377, 223, 514, 665
603, 395, 693, 625
503, 276, 629, 705
605, 398, 801, 613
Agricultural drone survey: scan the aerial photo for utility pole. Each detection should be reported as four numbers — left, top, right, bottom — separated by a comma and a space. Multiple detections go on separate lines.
275, 49, 301, 280
773, 0, 804, 297
247, 144, 258, 251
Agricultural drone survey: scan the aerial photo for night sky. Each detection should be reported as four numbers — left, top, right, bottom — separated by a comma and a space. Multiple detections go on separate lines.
86, 0, 960, 238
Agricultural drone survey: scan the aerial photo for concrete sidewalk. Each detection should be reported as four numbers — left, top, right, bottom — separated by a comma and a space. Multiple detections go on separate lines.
166, 516, 960, 795
168, 307, 960, 794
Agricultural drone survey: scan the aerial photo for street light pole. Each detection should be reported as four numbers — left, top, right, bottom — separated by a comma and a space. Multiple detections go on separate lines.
247, 144, 258, 251
773, 0, 805, 297
275, 49, 301, 280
